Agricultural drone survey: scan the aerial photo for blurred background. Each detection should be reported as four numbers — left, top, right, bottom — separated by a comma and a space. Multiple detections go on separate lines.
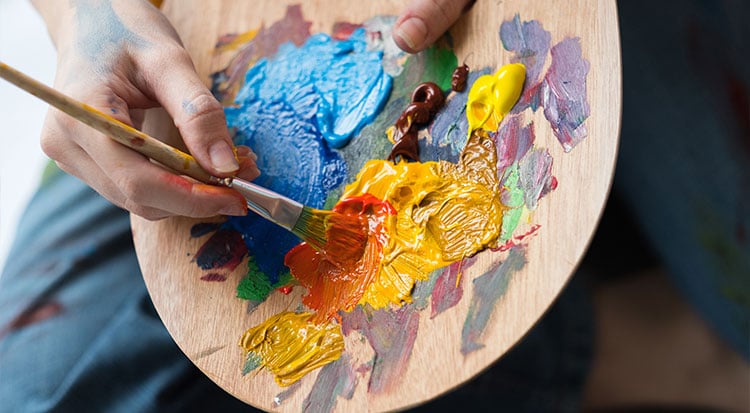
0, 0, 52, 271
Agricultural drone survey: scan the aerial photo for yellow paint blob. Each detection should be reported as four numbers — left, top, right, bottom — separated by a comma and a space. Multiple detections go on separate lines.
341, 129, 505, 308
466, 63, 526, 132
238, 311, 344, 386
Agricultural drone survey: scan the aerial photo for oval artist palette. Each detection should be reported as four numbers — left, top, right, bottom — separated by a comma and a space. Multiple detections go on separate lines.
132, 1, 620, 411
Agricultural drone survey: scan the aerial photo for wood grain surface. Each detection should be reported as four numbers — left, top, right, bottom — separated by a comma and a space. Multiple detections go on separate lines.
132, 1, 620, 411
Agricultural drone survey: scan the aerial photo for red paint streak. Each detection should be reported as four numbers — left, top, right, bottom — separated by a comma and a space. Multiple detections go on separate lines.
550, 176, 559, 190
0, 301, 63, 338
130, 137, 145, 146
278, 285, 293, 295
492, 224, 542, 252
161, 173, 193, 192
332, 22, 362, 41
200, 273, 227, 282
285, 194, 395, 323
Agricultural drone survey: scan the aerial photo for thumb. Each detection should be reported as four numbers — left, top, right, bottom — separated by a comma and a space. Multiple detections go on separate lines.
393, 0, 475, 53
146, 52, 239, 177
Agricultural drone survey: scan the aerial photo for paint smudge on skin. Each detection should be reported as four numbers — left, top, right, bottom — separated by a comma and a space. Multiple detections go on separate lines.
342, 305, 420, 394
212, 5, 312, 103
301, 354, 357, 413
193, 229, 247, 281
238, 311, 344, 386
461, 246, 526, 354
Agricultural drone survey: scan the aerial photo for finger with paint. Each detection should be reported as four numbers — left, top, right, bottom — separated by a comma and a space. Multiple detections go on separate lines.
393, 0, 476, 53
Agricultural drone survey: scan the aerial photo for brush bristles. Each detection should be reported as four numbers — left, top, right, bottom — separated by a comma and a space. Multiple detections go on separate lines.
291, 207, 330, 249
291, 207, 369, 256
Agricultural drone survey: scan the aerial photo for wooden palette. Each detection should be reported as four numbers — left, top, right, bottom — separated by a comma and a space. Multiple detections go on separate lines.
132, 1, 620, 411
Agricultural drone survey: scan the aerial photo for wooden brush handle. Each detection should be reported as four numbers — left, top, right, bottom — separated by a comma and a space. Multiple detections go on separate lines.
0, 61, 216, 184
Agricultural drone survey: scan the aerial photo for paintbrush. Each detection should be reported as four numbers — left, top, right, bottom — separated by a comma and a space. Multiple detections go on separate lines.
0, 61, 363, 250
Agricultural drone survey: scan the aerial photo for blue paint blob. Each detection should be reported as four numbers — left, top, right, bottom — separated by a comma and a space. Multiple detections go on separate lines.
233, 29, 392, 149
224, 100, 347, 282
220, 28, 395, 283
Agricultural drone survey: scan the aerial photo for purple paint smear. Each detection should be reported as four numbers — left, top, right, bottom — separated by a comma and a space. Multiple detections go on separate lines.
461, 247, 527, 354
341, 305, 419, 394
193, 229, 248, 281
501, 16, 590, 152
539, 38, 591, 152
500, 14, 551, 91
301, 353, 357, 413
495, 114, 534, 175
518, 147, 555, 210
211, 5, 312, 103
430, 255, 479, 318
274, 381, 302, 408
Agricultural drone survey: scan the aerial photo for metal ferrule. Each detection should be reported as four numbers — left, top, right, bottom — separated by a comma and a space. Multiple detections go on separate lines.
226, 178, 304, 231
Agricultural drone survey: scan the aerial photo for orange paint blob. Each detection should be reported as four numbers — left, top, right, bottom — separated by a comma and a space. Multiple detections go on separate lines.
285, 194, 396, 322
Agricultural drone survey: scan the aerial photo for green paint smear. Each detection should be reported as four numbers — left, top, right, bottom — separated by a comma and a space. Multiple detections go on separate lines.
500, 164, 526, 242
419, 46, 458, 90
237, 258, 293, 301
242, 351, 263, 375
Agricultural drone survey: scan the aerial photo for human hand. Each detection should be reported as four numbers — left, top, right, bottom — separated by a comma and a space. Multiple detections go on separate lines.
33, 0, 259, 220
393, 0, 476, 53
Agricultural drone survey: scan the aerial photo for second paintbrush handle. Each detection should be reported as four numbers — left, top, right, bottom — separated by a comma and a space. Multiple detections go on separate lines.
0, 61, 216, 184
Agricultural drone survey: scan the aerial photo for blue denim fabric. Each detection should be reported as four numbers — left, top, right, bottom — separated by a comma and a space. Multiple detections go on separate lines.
0, 170, 254, 413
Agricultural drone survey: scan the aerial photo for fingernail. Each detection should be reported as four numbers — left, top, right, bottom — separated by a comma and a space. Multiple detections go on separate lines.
209, 141, 239, 173
219, 203, 246, 216
395, 17, 427, 51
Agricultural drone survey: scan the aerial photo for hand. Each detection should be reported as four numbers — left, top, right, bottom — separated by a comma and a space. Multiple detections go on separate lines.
33, 0, 259, 220
393, 0, 476, 53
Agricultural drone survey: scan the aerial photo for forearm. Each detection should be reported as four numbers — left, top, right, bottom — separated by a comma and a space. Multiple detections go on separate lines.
30, 0, 75, 48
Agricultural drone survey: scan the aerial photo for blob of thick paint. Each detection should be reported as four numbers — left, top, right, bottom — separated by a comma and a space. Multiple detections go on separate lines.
238, 311, 344, 387
285, 194, 396, 322
341, 129, 506, 309
466, 63, 526, 133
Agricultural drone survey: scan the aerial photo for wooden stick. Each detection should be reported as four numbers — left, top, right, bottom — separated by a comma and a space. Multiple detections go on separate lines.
0, 61, 216, 184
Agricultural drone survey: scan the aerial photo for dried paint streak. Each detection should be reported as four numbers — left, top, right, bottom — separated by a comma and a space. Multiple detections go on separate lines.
273, 381, 302, 408
211, 5, 312, 103
518, 148, 555, 210
431, 255, 480, 318
539, 38, 591, 152
301, 353, 357, 413
461, 247, 526, 354
342, 305, 419, 394
285, 195, 395, 322
495, 114, 534, 175
193, 229, 248, 281
238, 311, 344, 386
500, 16, 590, 152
